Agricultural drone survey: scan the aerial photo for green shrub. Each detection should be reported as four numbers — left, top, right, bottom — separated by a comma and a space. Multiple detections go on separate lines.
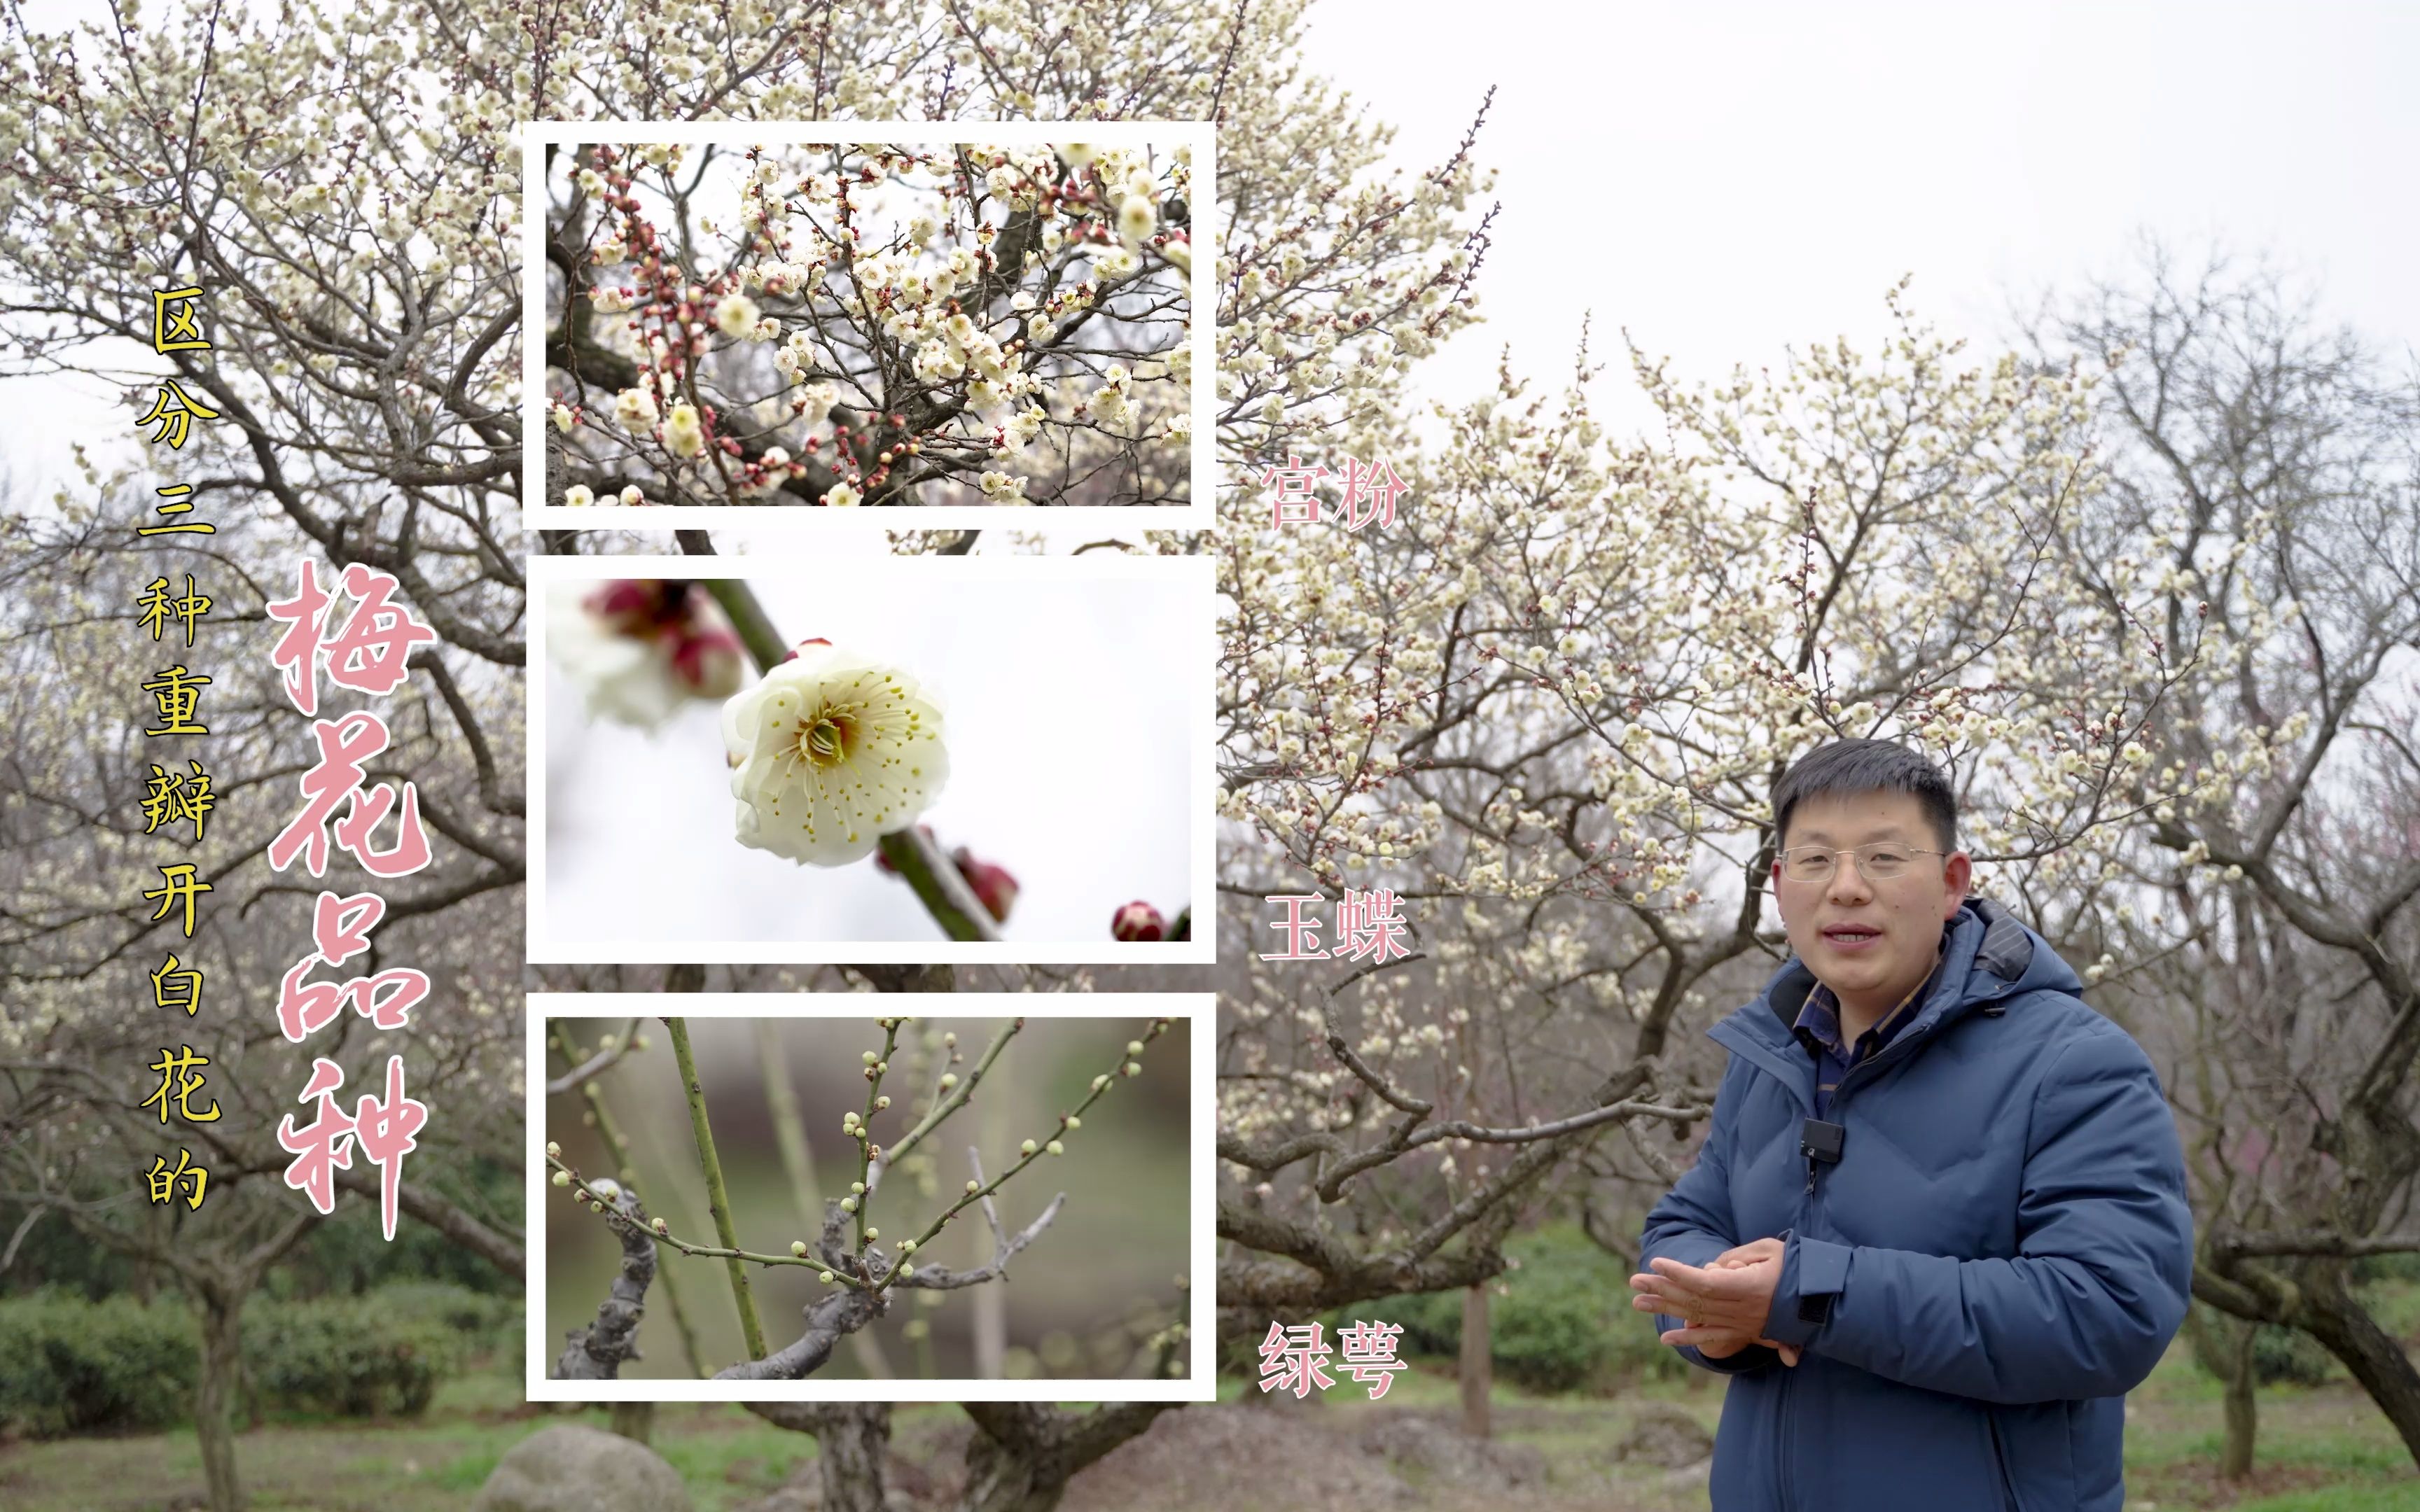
0, 1289, 197, 1437
243, 1296, 454, 1417
0, 1282, 496, 1437
1321, 1224, 1647, 1394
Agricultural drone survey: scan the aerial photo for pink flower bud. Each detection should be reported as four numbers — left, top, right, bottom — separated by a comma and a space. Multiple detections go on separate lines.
583, 578, 673, 634
672, 626, 746, 698
951, 848, 1020, 923
1112, 901, 1164, 942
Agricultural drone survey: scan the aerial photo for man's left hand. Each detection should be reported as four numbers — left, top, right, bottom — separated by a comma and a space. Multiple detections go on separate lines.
1629, 1238, 1796, 1363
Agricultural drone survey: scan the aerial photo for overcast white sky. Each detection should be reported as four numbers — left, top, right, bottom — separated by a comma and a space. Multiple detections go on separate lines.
1294, 1, 2419, 430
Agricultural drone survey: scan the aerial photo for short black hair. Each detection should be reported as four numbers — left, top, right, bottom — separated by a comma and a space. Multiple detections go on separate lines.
1771, 739, 1958, 855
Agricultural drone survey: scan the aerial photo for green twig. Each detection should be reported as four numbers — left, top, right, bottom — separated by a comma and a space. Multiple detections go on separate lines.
666, 1016, 769, 1359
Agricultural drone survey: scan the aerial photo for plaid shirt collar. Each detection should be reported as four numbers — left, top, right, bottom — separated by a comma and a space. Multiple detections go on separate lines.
1792, 921, 1953, 1065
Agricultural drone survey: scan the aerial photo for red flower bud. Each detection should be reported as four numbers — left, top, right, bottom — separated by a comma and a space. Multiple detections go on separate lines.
950, 848, 1020, 923
777, 635, 834, 665
1111, 901, 1164, 942
672, 626, 745, 698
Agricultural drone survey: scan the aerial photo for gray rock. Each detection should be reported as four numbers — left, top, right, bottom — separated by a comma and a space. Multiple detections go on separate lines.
1613, 1401, 1715, 1469
473, 1423, 695, 1512
1358, 1412, 1548, 1487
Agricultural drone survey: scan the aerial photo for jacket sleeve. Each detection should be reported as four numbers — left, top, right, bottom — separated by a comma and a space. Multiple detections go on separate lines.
1639, 1053, 1781, 1376
1759, 1024, 2193, 1404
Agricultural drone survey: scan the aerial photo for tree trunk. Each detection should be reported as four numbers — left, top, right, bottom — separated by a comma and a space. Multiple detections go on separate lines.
957, 1403, 1171, 1512
815, 1404, 894, 1512
611, 1401, 654, 1445
1459, 1283, 1491, 1439
2300, 1278, 2420, 1466
2221, 1317, 2258, 1480
194, 1289, 246, 1512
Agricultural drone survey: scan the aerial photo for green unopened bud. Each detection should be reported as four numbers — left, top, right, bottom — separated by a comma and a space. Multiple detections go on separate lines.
1046, 1140, 1064, 1156
1122, 1061, 1141, 1077
652, 1217, 669, 1235
633, 1034, 651, 1051
876, 1095, 891, 1110
590, 1200, 604, 1212
966, 1180, 980, 1194
552, 1170, 571, 1187
943, 1032, 957, 1046
1020, 1138, 1037, 1156
545, 1141, 562, 1158
898, 1261, 915, 1277
940, 1073, 959, 1089
862, 1051, 879, 1065
1064, 1115, 1080, 1130
900, 1239, 917, 1254
1092, 1074, 1108, 1091
819, 1270, 836, 1284
840, 1196, 858, 1212
598, 1033, 618, 1050
791, 1240, 808, 1257
875, 1060, 889, 1073
851, 1181, 865, 1194
865, 1226, 879, 1240
1127, 1040, 1144, 1055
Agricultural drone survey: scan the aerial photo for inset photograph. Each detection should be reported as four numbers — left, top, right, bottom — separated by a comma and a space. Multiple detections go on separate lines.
527, 554, 1211, 963
529, 996, 1209, 1400
524, 122, 1214, 528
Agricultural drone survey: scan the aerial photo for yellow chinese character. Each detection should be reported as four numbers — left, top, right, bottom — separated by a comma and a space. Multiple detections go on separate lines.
142, 664, 210, 735
136, 574, 213, 646
134, 379, 220, 450
140, 1045, 221, 1124
144, 863, 212, 939
141, 760, 214, 841
139, 484, 214, 537
152, 953, 203, 1016
152, 287, 211, 354
144, 1148, 209, 1209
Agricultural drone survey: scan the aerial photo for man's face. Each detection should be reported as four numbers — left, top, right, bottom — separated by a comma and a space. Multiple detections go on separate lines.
1772, 790, 1973, 1017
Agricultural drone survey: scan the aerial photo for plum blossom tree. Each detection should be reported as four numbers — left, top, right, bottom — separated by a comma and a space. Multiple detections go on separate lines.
2021, 245, 2420, 1466
0, 0, 1482, 1503
544, 138, 1195, 509
1210, 283, 2306, 1359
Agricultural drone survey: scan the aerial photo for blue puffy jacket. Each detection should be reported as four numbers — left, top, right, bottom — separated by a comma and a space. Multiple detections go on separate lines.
1638, 897, 2192, 1512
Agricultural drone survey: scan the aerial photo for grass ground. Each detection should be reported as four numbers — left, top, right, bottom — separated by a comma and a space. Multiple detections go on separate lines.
4, 1329, 2419, 1510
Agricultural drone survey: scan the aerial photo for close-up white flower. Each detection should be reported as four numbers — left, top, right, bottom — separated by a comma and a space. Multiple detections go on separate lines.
722, 640, 950, 867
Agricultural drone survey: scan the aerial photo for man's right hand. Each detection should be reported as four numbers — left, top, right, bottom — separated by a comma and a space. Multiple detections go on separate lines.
1685, 1244, 1800, 1366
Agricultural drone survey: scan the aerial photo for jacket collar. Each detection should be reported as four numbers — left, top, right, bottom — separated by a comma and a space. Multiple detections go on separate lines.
1717, 896, 2059, 1058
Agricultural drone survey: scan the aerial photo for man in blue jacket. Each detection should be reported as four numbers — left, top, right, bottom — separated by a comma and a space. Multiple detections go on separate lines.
1632, 738, 2192, 1511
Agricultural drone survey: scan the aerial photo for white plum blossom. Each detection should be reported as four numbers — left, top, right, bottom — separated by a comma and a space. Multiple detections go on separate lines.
619, 485, 646, 506
548, 587, 689, 732
723, 640, 949, 866
716, 294, 761, 337
614, 386, 660, 428
978, 470, 1029, 503
823, 481, 861, 507
665, 402, 707, 458
563, 484, 594, 507
1117, 194, 1155, 246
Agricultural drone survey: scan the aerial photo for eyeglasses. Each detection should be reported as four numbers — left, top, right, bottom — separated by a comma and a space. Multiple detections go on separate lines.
1776, 843, 1944, 883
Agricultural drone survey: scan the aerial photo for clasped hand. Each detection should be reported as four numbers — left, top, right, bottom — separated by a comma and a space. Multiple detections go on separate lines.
1627, 1236, 1802, 1367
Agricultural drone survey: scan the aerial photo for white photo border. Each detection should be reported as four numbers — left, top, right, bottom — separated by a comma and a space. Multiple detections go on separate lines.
521, 120, 1218, 532
525, 551, 1218, 965
524, 991, 1216, 1402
